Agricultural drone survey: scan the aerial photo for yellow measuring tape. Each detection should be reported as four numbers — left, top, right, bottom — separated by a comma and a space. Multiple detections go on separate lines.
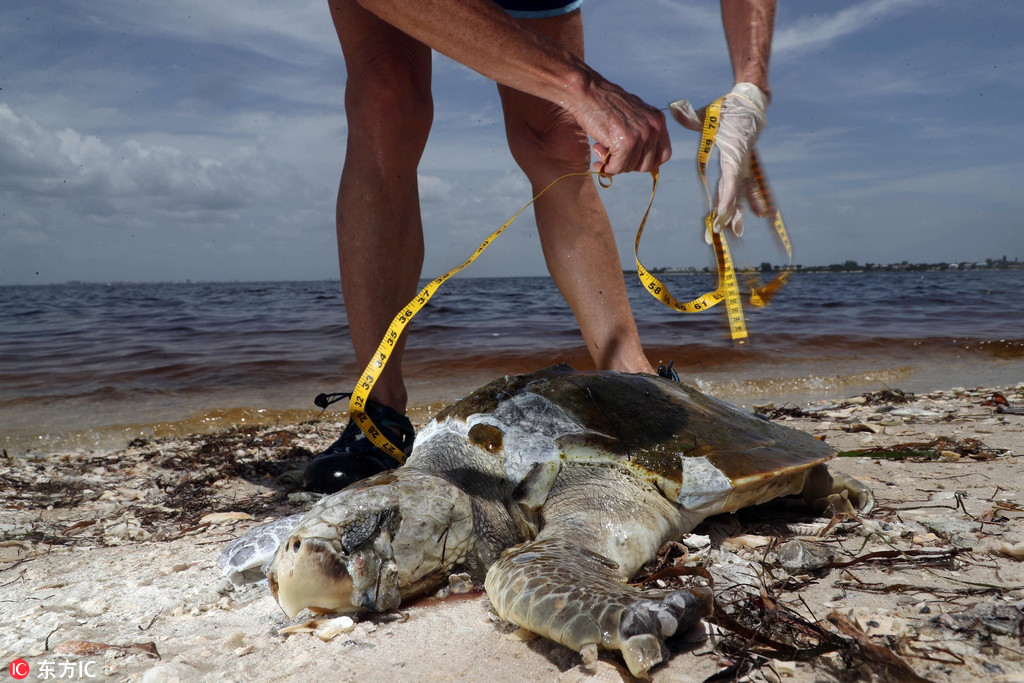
634, 97, 793, 342
348, 168, 655, 463
746, 150, 792, 307
349, 95, 793, 460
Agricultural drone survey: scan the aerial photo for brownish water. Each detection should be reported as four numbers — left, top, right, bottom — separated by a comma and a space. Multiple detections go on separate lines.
2, 271, 1022, 455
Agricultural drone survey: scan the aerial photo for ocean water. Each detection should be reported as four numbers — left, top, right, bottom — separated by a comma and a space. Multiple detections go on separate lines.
2, 270, 1022, 455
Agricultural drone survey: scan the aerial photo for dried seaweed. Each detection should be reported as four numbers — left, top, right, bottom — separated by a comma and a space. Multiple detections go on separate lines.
632, 545, 848, 669
837, 436, 1007, 461
636, 560, 941, 682
711, 592, 844, 662
1, 425, 317, 547
861, 388, 917, 405
980, 392, 1011, 407
754, 404, 823, 420
630, 513, 1023, 683
828, 548, 968, 571
826, 611, 929, 683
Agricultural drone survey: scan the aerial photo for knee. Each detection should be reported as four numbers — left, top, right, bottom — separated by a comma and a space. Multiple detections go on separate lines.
505, 107, 590, 183
345, 49, 433, 154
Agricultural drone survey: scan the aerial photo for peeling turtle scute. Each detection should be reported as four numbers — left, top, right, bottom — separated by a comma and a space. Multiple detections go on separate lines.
444, 367, 836, 506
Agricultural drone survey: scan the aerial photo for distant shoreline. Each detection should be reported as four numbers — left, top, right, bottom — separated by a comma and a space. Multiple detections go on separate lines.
636, 257, 1024, 276
0, 259, 1020, 288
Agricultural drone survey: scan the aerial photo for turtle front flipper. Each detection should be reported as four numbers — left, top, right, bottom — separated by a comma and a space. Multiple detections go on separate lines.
485, 464, 712, 677
486, 537, 711, 676
218, 513, 305, 586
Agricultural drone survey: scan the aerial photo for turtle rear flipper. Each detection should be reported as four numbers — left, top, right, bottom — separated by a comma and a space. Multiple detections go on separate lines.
485, 537, 712, 676
800, 464, 875, 514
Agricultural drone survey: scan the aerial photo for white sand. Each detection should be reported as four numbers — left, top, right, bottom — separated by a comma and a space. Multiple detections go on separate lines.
2, 384, 1023, 682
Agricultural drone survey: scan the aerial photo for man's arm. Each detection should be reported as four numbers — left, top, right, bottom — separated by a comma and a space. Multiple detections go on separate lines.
709, 0, 776, 233
351, 0, 670, 174
721, 0, 776, 98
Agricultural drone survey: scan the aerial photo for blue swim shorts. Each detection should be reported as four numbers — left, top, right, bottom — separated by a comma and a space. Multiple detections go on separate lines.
493, 0, 582, 19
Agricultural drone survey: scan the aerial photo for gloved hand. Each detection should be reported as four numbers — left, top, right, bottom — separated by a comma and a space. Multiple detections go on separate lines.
669, 82, 769, 242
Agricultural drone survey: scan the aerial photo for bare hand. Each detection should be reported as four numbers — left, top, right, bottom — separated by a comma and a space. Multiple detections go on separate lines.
565, 74, 671, 176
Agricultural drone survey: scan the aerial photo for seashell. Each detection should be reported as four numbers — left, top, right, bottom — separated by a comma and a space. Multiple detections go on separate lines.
200, 511, 255, 525
721, 534, 772, 551
314, 615, 356, 641
993, 540, 1024, 559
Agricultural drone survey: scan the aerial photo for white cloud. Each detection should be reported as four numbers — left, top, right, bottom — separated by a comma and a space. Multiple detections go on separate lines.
758, 124, 861, 165
774, 0, 924, 57
75, 0, 337, 64
0, 104, 307, 217
0, 227, 52, 248
418, 174, 453, 201
820, 162, 1019, 202
2, 0, 1022, 282
0, 101, 339, 283
584, 0, 728, 100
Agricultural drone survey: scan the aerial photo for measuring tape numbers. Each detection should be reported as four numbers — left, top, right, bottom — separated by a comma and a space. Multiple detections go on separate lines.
634, 96, 794, 342
347, 168, 655, 462
745, 150, 792, 307
349, 93, 793, 459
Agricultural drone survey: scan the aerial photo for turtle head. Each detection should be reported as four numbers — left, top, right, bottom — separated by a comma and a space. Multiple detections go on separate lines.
267, 469, 476, 619
268, 471, 403, 617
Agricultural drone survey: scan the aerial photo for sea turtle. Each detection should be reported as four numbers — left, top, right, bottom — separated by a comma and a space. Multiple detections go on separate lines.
218, 365, 873, 676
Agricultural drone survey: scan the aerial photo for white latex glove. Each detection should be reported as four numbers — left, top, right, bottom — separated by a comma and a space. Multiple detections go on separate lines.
669, 82, 769, 241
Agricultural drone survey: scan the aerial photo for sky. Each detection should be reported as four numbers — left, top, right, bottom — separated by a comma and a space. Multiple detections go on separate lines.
1, 0, 1022, 284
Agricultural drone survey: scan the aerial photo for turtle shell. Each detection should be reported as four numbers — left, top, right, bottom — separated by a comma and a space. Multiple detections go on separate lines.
418, 365, 835, 516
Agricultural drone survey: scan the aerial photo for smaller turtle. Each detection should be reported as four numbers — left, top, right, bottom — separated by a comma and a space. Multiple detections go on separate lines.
219, 366, 873, 675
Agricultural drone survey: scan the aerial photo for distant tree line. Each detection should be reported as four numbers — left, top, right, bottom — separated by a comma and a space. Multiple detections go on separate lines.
785, 256, 1022, 273
635, 256, 1022, 275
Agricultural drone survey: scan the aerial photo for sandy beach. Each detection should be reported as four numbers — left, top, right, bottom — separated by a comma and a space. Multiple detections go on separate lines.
2, 382, 1023, 682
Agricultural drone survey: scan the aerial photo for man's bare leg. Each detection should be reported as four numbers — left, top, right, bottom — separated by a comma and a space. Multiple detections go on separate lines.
498, 11, 654, 374
330, 0, 433, 414
304, 0, 430, 493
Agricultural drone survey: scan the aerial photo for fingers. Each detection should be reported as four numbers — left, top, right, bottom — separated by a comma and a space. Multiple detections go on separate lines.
590, 108, 671, 175
669, 99, 702, 132
712, 88, 766, 237
591, 143, 611, 173
714, 172, 745, 238
570, 77, 670, 176
716, 204, 745, 238
744, 174, 772, 218
669, 100, 712, 135
671, 84, 769, 235
715, 172, 737, 232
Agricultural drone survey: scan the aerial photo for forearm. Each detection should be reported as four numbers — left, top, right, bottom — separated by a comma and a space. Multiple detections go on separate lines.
355, 0, 595, 111
721, 0, 776, 99
354, 0, 670, 174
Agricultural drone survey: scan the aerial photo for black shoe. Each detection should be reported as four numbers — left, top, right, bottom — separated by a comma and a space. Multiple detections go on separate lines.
657, 360, 681, 382
303, 393, 415, 494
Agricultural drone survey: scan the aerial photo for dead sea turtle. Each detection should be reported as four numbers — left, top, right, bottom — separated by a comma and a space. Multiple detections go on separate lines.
218, 365, 873, 675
